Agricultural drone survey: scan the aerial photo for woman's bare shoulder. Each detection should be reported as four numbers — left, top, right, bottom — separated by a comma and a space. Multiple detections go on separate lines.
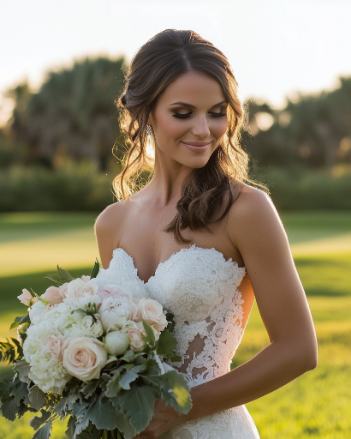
95, 200, 129, 235
94, 200, 130, 267
227, 182, 287, 249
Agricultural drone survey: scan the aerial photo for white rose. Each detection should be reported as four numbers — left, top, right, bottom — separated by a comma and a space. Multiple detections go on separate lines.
62, 337, 107, 382
138, 298, 168, 331
63, 279, 99, 306
99, 296, 133, 333
105, 331, 130, 355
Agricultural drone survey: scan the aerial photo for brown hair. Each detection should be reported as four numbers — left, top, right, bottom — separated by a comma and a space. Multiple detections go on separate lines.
114, 29, 252, 242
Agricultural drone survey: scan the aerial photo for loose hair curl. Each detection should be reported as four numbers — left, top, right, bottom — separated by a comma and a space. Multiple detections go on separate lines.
114, 29, 252, 243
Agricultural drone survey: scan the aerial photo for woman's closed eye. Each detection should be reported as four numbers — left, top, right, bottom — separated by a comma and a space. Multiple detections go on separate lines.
172, 111, 226, 119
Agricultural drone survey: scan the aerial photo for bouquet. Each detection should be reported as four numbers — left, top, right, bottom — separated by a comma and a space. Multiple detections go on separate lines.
0, 260, 192, 439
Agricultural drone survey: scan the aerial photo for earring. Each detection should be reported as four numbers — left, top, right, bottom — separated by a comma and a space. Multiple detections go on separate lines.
146, 124, 152, 135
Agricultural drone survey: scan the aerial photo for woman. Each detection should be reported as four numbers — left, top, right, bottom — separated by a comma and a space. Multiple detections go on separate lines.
95, 29, 317, 439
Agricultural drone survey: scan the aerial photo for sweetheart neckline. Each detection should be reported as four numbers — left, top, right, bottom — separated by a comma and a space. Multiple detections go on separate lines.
112, 244, 245, 285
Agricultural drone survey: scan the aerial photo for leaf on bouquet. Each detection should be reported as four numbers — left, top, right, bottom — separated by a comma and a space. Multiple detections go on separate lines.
13, 359, 31, 383
141, 320, 155, 348
116, 385, 158, 435
156, 329, 177, 357
0, 374, 28, 421
32, 420, 52, 439
151, 370, 192, 414
165, 312, 176, 333
10, 313, 30, 330
90, 258, 100, 279
45, 266, 74, 286
29, 385, 46, 411
85, 394, 120, 431
64, 416, 75, 439
29, 409, 51, 430
108, 402, 137, 439
0, 390, 18, 421
118, 349, 144, 363
81, 378, 102, 398
119, 364, 146, 390
104, 371, 120, 398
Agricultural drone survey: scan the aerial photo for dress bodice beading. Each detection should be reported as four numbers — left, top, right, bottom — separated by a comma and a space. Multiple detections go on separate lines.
103, 245, 246, 388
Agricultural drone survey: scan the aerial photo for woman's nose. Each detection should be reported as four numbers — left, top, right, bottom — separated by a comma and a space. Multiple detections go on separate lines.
191, 115, 211, 138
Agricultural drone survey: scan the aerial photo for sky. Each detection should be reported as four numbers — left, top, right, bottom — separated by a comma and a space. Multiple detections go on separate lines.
1, 0, 351, 125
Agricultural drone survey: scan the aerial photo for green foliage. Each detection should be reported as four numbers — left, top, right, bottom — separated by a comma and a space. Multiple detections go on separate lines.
90, 259, 100, 279
0, 338, 23, 363
45, 266, 74, 286
0, 163, 115, 213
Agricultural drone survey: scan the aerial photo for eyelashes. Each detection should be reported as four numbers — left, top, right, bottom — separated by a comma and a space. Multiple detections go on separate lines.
172, 112, 227, 119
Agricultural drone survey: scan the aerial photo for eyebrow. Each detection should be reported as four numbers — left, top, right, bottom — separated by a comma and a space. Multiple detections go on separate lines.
169, 100, 227, 109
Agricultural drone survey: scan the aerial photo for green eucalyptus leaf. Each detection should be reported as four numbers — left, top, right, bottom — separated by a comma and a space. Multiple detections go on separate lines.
13, 359, 31, 383
119, 365, 146, 390
110, 399, 137, 439
147, 370, 192, 414
29, 409, 51, 430
65, 416, 75, 439
156, 330, 177, 356
85, 394, 119, 431
81, 379, 101, 398
53, 396, 67, 418
32, 420, 52, 439
0, 396, 17, 421
118, 385, 158, 433
29, 385, 46, 411
104, 371, 120, 398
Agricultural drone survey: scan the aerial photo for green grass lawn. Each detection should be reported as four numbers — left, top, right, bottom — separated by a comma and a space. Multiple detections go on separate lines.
0, 211, 350, 438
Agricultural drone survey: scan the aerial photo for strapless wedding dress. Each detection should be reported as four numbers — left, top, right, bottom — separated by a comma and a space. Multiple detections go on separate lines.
106, 245, 260, 439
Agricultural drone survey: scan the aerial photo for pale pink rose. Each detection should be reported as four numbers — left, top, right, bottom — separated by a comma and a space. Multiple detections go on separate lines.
58, 282, 69, 300
127, 327, 145, 352
62, 337, 107, 381
138, 298, 168, 332
18, 288, 32, 306
98, 285, 132, 302
81, 275, 90, 283
63, 279, 99, 305
42, 335, 67, 361
130, 300, 142, 322
41, 286, 63, 305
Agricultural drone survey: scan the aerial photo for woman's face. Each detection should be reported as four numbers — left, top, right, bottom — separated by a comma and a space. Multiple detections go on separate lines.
149, 70, 228, 169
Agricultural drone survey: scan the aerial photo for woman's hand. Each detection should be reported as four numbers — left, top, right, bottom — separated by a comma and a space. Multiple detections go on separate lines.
132, 399, 183, 439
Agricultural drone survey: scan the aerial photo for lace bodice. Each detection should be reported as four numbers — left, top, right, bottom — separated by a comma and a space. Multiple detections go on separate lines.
101, 245, 260, 439
106, 245, 246, 388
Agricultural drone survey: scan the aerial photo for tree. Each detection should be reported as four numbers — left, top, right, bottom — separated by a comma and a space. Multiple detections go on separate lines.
9, 56, 127, 170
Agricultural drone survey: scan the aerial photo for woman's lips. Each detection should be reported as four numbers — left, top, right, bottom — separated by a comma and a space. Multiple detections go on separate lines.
181, 141, 211, 153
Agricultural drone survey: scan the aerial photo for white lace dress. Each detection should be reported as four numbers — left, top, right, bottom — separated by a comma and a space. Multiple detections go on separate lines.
106, 245, 260, 439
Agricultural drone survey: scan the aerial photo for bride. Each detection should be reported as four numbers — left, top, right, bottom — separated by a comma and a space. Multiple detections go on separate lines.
95, 29, 317, 439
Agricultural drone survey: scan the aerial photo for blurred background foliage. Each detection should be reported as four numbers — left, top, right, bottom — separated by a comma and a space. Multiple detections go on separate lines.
1, 55, 351, 212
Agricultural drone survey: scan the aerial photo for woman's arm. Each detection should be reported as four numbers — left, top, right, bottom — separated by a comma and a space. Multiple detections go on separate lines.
178, 187, 317, 422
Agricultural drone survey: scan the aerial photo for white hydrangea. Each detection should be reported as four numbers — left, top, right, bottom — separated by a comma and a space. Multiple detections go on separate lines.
28, 350, 70, 394
23, 320, 58, 363
58, 312, 103, 338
